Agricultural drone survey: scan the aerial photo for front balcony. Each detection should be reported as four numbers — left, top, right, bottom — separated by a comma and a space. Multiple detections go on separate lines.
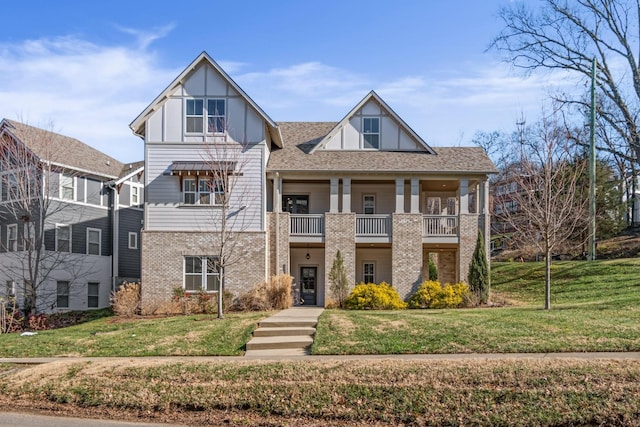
288, 213, 460, 243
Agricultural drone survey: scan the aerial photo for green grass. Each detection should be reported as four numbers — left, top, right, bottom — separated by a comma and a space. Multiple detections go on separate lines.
312, 259, 640, 354
0, 312, 268, 357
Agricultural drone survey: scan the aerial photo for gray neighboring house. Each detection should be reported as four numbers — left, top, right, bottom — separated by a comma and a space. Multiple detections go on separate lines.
131, 52, 497, 312
0, 119, 143, 313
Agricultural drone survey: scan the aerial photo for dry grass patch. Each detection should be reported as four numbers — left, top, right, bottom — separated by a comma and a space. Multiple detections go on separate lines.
2, 358, 640, 425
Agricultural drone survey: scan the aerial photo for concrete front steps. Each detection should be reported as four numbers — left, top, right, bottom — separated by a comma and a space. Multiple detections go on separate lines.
245, 307, 324, 357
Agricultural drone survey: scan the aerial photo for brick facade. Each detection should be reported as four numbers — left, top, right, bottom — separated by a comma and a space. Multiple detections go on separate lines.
323, 213, 356, 304
391, 213, 423, 299
437, 251, 457, 284
267, 212, 290, 276
457, 214, 479, 283
140, 230, 267, 314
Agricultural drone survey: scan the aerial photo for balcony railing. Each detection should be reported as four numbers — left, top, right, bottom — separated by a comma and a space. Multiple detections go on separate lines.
356, 214, 391, 236
423, 215, 458, 236
290, 214, 324, 235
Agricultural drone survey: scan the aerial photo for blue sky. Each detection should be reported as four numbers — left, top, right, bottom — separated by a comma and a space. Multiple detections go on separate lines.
0, 0, 578, 163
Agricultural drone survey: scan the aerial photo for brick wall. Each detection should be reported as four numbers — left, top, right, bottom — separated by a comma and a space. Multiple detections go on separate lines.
437, 251, 457, 284
457, 213, 479, 283
267, 212, 290, 276
391, 213, 423, 299
324, 213, 355, 305
140, 230, 267, 314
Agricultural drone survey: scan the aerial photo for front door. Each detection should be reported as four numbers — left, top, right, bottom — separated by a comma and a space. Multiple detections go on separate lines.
300, 266, 317, 305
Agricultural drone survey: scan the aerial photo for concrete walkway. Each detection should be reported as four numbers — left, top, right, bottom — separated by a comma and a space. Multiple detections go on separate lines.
244, 307, 324, 357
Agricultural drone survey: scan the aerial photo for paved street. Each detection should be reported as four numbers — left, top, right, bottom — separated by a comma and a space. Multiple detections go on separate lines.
0, 411, 184, 427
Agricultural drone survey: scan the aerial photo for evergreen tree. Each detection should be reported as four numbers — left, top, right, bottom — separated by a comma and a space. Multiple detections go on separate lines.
329, 250, 349, 308
468, 230, 489, 304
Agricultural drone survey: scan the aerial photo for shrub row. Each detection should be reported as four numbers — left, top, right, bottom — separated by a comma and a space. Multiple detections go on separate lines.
344, 280, 471, 310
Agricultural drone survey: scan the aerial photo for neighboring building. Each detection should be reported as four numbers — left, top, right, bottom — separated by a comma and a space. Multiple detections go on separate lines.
131, 52, 497, 312
0, 119, 143, 313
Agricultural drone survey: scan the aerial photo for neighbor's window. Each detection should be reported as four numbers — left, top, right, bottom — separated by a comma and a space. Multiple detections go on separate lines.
57, 280, 70, 308
186, 99, 204, 133
7, 224, 17, 252
363, 262, 375, 284
131, 186, 140, 206
56, 224, 71, 252
60, 174, 75, 200
207, 99, 226, 133
362, 117, 380, 149
87, 282, 99, 308
184, 256, 220, 292
363, 195, 376, 214
128, 232, 138, 249
86, 228, 101, 255
183, 177, 225, 205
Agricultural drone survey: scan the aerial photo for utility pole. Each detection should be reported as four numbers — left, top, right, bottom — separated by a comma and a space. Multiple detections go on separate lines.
588, 57, 597, 261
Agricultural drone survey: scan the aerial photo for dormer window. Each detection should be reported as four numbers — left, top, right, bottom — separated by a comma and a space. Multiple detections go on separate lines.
362, 117, 380, 149
185, 98, 226, 134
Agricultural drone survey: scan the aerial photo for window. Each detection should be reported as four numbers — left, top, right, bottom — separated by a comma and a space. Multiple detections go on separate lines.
426, 197, 441, 215
128, 232, 138, 249
207, 99, 226, 133
60, 174, 75, 200
86, 228, 101, 255
186, 99, 204, 133
183, 177, 225, 205
87, 282, 99, 308
57, 281, 69, 308
362, 117, 380, 149
184, 256, 220, 292
282, 195, 309, 214
56, 224, 71, 252
7, 224, 17, 252
5, 280, 15, 298
446, 197, 457, 215
363, 195, 376, 214
2, 174, 18, 201
131, 186, 140, 206
363, 262, 375, 284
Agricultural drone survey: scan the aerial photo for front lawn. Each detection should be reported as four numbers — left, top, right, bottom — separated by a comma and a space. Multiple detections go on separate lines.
312, 259, 640, 354
0, 312, 268, 357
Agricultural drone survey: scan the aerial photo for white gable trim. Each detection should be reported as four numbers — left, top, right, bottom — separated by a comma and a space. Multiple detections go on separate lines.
309, 90, 436, 154
129, 52, 282, 147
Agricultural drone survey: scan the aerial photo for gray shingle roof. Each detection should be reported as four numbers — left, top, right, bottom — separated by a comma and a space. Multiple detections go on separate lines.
3, 119, 125, 178
268, 122, 498, 175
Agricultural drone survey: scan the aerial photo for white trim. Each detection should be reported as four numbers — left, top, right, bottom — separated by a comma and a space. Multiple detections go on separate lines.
183, 255, 220, 292
131, 185, 140, 207
128, 232, 138, 250
55, 223, 71, 252
86, 227, 101, 255
6, 224, 17, 252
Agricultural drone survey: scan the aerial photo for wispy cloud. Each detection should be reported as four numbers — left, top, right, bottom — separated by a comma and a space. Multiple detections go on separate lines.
115, 24, 175, 50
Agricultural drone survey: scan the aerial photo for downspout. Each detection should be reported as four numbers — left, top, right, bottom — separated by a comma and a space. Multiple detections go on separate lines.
275, 172, 280, 275
105, 180, 119, 293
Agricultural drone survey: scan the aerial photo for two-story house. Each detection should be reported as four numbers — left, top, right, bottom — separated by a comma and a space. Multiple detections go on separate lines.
131, 52, 497, 312
0, 119, 143, 313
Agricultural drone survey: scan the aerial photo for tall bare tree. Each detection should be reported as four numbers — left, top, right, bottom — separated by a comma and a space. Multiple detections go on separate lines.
491, 0, 640, 163
494, 113, 588, 310
0, 121, 86, 314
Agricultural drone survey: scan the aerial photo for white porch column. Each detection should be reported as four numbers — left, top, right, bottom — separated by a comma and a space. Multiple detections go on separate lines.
410, 178, 420, 213
330, 177, 339, 213
395, 178, 405, 213
459, 179, 469, 214
482, 180, 489, 215
342, 177, 351, 213
273, 174, 282, 212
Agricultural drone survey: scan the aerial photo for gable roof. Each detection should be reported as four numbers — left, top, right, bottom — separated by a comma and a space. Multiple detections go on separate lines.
268, 122, 498, 175
1, 119, 124, 179
129, 51, 283, 148
310, 90, 436, 154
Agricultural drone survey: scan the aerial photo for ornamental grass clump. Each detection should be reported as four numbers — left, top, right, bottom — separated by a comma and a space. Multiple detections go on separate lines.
344, 282, 407, 310
408, 280, 470, 309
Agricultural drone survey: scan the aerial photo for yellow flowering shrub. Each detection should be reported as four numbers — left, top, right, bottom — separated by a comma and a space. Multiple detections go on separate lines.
408, 280, 470, 309
344, 282, 408, 310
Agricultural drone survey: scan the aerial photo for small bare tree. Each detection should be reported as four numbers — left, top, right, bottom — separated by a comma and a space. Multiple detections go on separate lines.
495, 113, 588, 310
0, 121, 87, 314
198, 127, 254, 319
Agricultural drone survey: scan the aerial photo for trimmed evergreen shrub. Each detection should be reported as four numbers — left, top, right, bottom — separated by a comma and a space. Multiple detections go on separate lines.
344, 282, 408, 310
329, 250, 350, 308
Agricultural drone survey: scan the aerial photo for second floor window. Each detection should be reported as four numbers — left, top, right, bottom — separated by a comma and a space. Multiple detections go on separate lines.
186, 99, 204, 133
207, 99, 226, 133
87, 228, 101, 255
131, 186, 140, 206
7, 224, 17, 252
363, 195, 376, 214
186, 98, 226, 134
183, 177, 225, 205
56, 224, 71, 252
362, 117, 380, 149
